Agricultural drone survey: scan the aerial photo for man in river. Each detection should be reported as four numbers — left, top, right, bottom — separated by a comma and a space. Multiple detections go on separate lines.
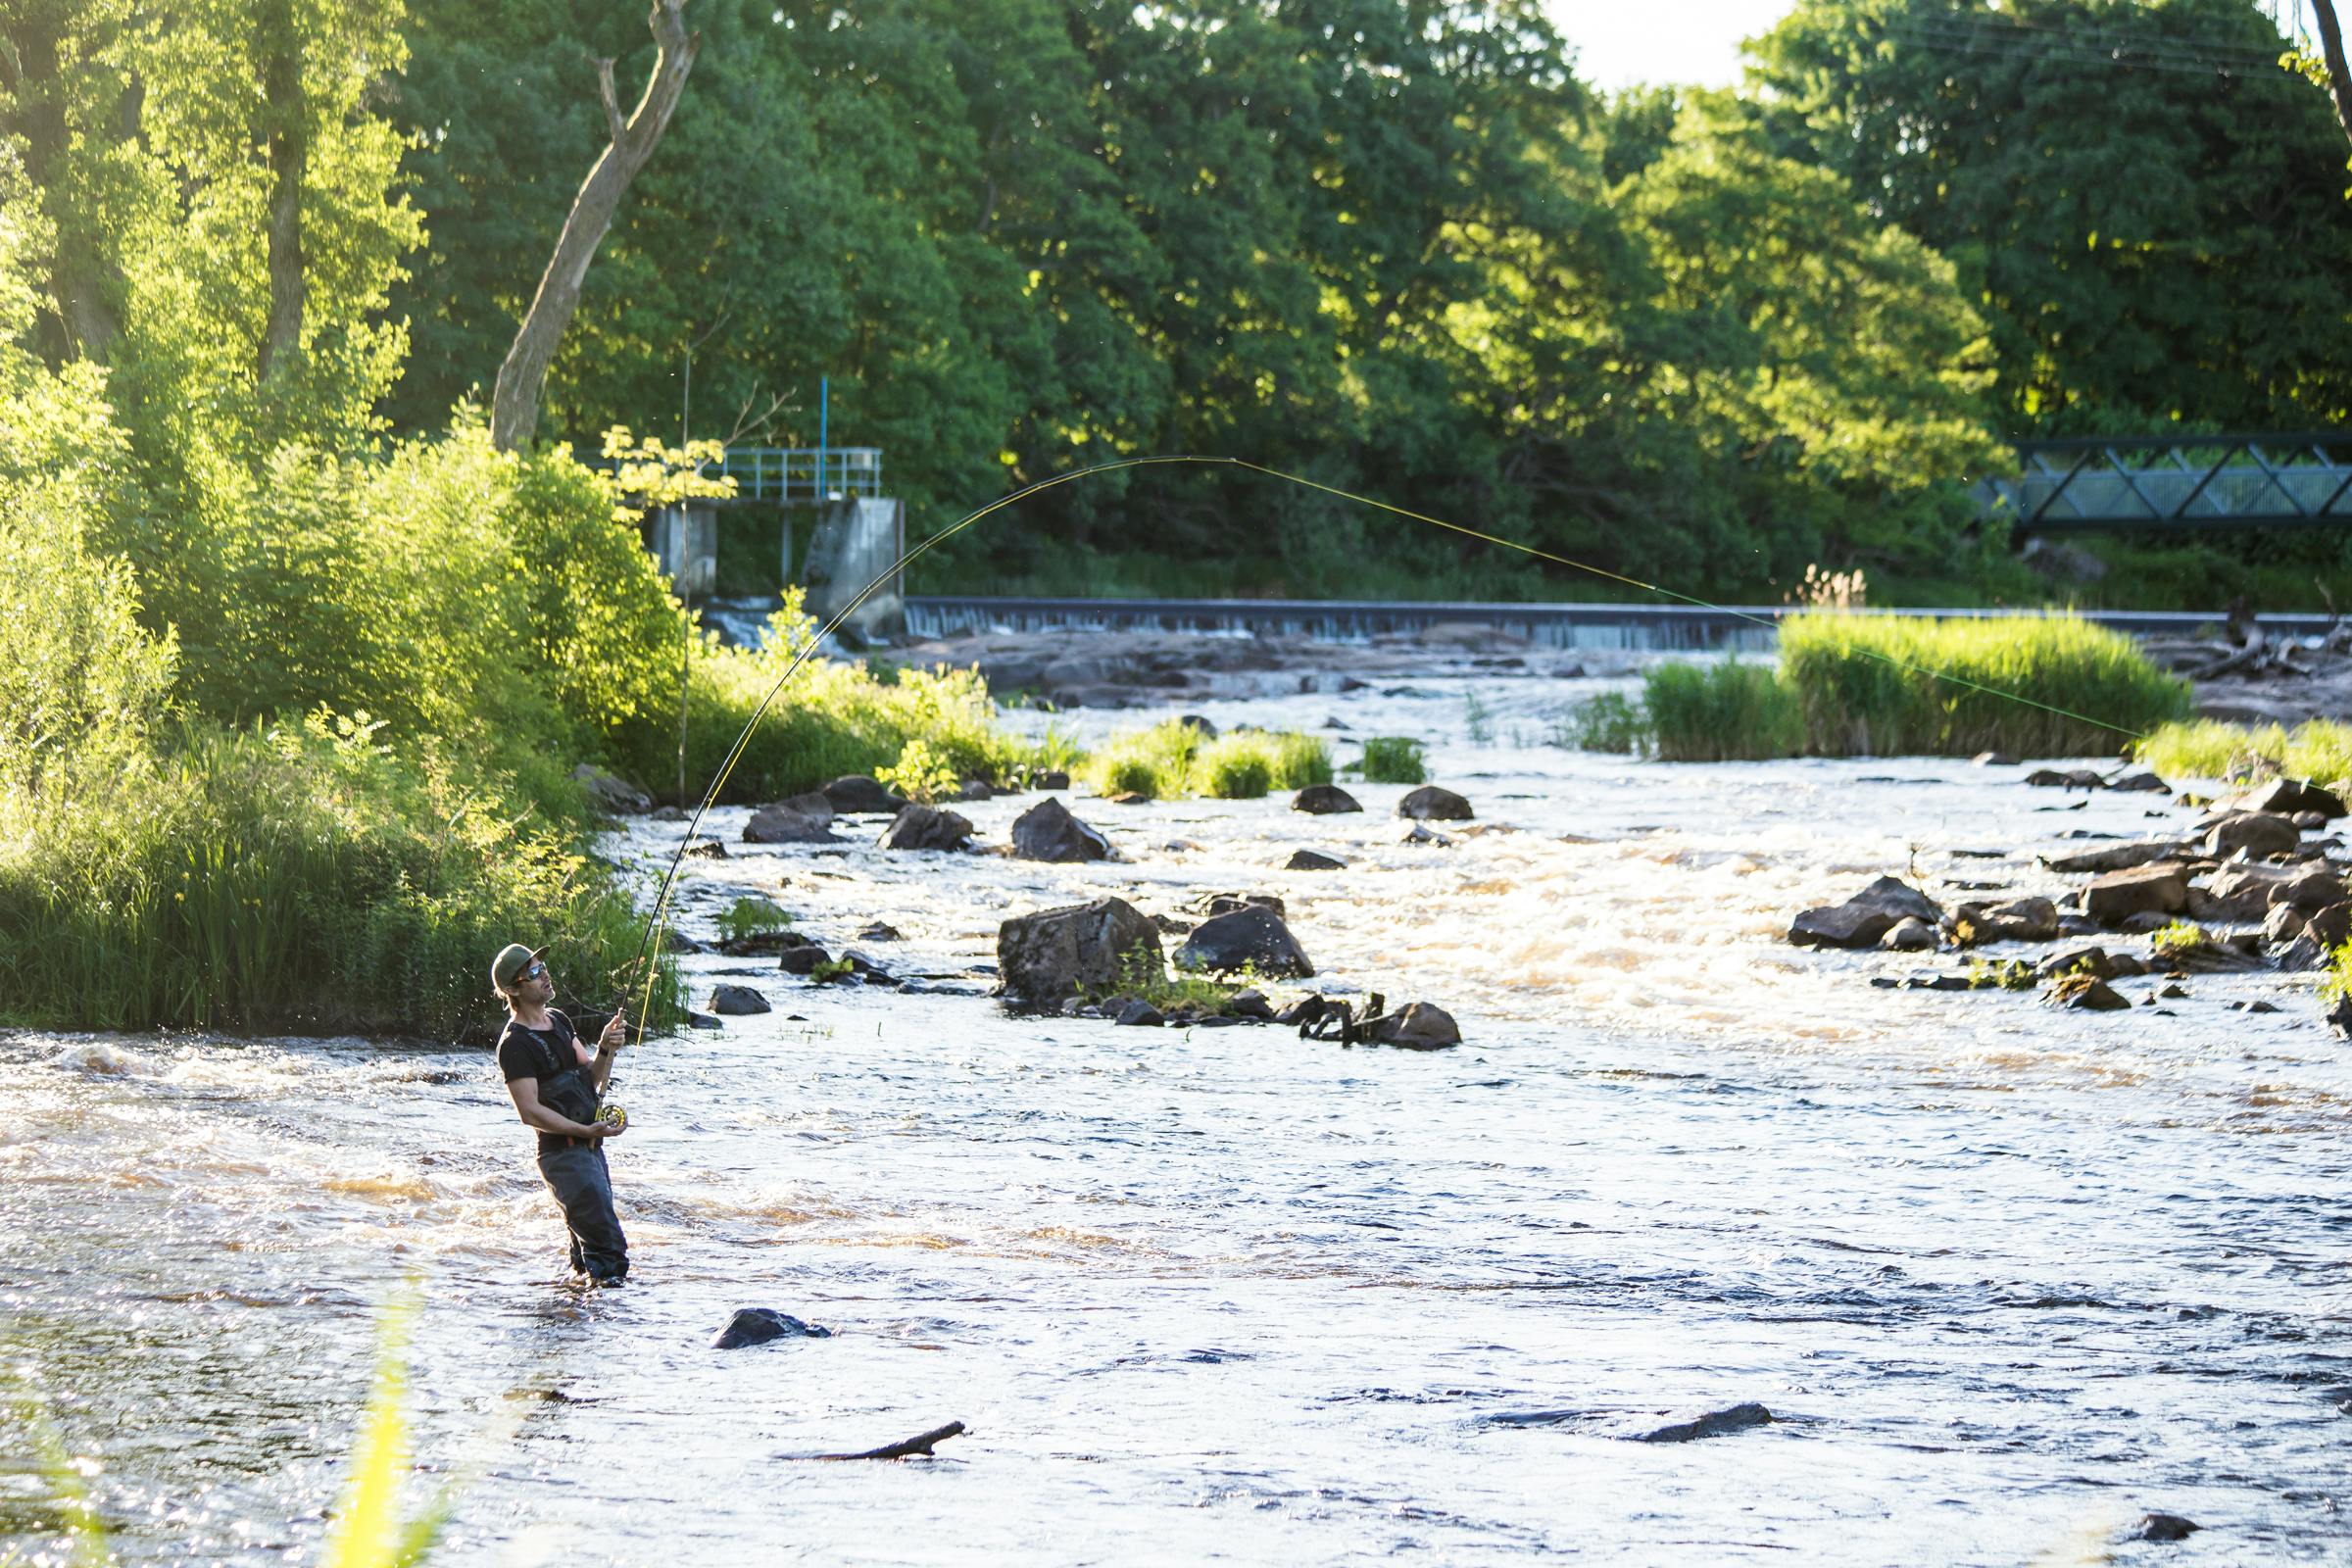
492, 942, 631, 1285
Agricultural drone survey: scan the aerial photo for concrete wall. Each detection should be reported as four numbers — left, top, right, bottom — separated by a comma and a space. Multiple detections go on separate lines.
802, 497, 906, 642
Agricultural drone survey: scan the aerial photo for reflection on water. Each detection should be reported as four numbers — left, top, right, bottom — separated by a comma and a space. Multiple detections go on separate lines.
4, 676, 2348, 1564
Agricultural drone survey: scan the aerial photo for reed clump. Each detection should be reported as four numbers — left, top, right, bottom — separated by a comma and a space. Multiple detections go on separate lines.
1777, 612, 2190, 757
1356, 736, 1429, 784
1642, 661, 1803, 760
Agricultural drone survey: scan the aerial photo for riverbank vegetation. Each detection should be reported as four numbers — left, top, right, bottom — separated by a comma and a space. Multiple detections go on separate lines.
1569, 615, 2191, 761
2136, 720, 2352, 790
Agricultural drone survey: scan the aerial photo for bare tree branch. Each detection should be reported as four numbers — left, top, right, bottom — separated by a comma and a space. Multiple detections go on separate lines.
722, 388, 791, 449
491, 0, 703, 452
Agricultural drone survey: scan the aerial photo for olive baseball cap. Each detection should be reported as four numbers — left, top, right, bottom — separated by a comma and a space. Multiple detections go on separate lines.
491, 942, 549, 990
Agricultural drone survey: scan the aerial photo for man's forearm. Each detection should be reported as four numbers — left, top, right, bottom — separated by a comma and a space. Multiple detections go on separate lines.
588, 1049, 614, 1092
522, 1103, 601, 1138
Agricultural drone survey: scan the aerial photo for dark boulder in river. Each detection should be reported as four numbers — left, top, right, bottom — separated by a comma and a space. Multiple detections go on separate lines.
710, 984, 771, 1015
745, 793, 837, 844
2230, 775, 2343, 819
1174, 906, 1314, 979
1397, 785, 1473, 820
1292, 784, 1362, 815
2134, 1513, 2199, 1544
998, 897, 1161, 1004
1010, 797, 1111, 862
1362, 1003, 1460, 1049
711, 1308, 833, 1348
821, 774, 906, 814
1788, 876, 1940, 949
1286, 850, 1347, 871
880, 803, 974, 852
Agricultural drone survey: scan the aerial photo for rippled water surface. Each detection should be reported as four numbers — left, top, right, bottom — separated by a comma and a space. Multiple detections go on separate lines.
4, 674, 2349, 1565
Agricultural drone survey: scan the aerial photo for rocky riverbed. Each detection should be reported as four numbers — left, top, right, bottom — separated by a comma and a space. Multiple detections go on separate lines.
3, 662, 2347, 1565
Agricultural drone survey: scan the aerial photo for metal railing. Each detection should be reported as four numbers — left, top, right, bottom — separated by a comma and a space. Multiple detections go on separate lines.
1984, 433, 2352, 531
708, 446, 884, 502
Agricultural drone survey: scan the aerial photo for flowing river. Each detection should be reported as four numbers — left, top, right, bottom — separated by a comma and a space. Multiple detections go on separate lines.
3, 671, 2348, 1565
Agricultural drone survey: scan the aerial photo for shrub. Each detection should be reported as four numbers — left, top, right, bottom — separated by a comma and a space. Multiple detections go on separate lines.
1777, 612, 2189, 757
1642, 661, 1804, 761
876, 738, 961, 804
1358, 736, 1428, 784
716, 897, 793, 942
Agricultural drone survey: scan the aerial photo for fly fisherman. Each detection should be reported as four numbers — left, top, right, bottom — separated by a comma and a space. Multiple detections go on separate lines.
492, 943, 631, 1285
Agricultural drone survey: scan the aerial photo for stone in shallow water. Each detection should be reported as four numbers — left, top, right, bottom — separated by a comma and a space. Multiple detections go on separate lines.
1634, 1402, 1774, 1444
711, 1307, 832, 1349
1286, 849, 1347, 871
710, 983, 771, 1015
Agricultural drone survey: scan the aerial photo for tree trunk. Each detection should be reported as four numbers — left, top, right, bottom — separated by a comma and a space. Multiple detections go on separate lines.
2313, 1, 2352, 151
489, 0, 702, 452
257, 0, 305, 384
1, 8, 125, 363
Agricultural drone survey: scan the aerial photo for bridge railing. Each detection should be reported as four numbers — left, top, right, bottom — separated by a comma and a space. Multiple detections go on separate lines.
1984, 433, 2352, 531
704, 446, 883, 502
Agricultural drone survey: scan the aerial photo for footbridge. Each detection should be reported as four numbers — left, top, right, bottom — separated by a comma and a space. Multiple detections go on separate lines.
1984, 433, 2352, 533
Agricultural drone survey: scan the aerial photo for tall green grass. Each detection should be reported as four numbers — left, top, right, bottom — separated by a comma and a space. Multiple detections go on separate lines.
0, 714, 680, 1040
1357, 737, 1429, 784
1642, 661, 1804, 760
1077, 723, 1332, 800
1777, 612, 2190, 757
2136, 719, 2352, 788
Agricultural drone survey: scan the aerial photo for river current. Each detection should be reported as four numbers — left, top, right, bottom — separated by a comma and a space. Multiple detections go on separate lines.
3, 672, 2347, 1565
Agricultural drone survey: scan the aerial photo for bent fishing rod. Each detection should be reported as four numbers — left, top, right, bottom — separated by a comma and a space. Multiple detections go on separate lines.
607, 452, 2162, 1036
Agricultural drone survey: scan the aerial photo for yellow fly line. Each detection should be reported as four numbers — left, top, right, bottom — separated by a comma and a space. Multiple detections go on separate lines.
621, 451, 2155, 1028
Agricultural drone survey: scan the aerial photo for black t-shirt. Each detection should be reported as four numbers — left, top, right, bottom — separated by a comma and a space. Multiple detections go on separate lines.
498, 1009, 583, 1083
497, 1011, 600, 1153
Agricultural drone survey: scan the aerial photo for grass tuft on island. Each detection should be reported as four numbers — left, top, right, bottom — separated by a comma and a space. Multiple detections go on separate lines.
1567, 613, 2192, 761
1080, 722, 1332, 801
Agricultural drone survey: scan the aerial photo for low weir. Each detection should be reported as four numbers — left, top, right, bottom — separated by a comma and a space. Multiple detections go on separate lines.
899, 594, 2337, 652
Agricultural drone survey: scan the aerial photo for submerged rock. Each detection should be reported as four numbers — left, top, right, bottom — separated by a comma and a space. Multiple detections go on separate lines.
1788, 876, 1941, 950
998, 897, 1161, 1005
711, 1307, 833, 1348
1010, 797, 1111, 862
1285, 849, 1348, 871
1292, 784, 1363, 815
1174, 906, 1314, 979
1113, 1000, 1164, 1027
1397, 785, 1474, 821
1634, 1402, 1774, 1444
879, 804, 974, 852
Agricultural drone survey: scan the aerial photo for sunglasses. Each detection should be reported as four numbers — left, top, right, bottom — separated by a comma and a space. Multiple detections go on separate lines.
518, 960, 550, 984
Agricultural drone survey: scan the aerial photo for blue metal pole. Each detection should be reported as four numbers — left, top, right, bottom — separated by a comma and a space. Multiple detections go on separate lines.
818, 375, 828, 496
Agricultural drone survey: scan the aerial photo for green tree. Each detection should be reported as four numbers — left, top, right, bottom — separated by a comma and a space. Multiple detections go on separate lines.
1747, 0, 2352, 433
